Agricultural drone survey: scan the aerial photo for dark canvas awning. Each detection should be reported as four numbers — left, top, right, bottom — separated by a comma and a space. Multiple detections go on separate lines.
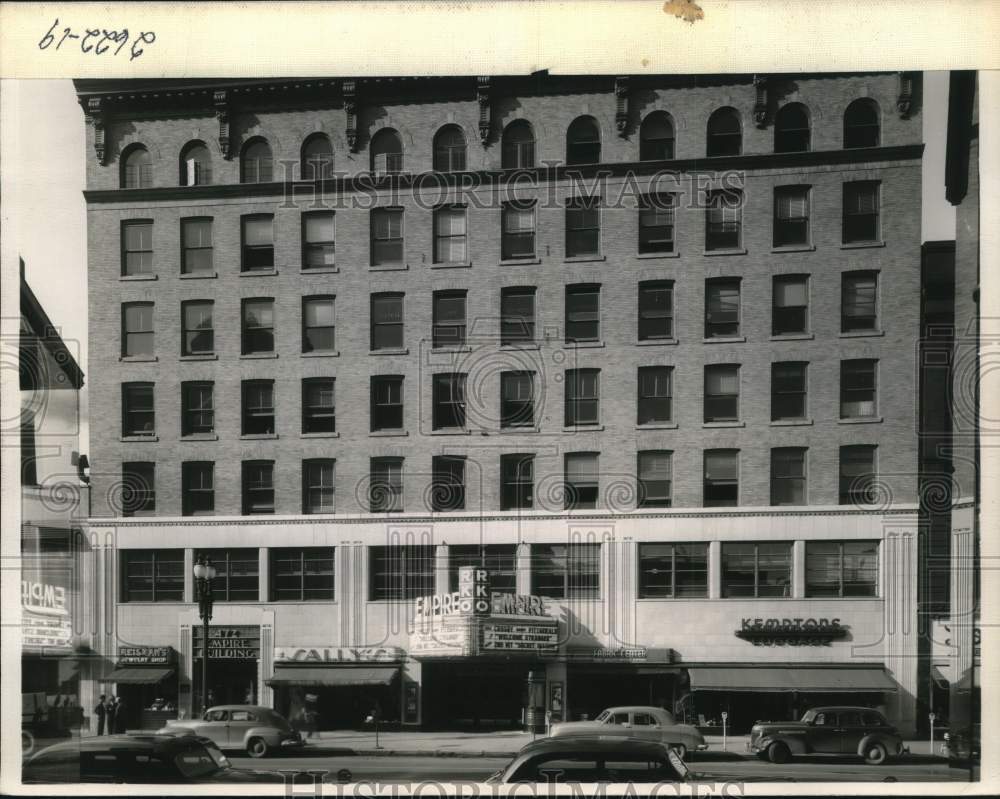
688, 666, 897, 693
106, 667, 175, 684
266, 667, 398, 687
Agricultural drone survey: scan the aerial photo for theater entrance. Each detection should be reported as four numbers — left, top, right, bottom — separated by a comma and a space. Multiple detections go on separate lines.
421, 661, 538, 730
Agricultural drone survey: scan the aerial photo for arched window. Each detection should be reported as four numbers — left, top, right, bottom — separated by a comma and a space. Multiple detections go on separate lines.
179, 141, 212, 186
706, 108, 742, 157
241, 138, 273, 183
121, 145, 152, 189
844, 99, 880, 148
566, 116, 601, 165
371, 128, 403, 174
301, 134, 334, 180
433, 125, 467, 172
502, 120, 535, 169
774, 103, 810, 153
639, 112, 675, 160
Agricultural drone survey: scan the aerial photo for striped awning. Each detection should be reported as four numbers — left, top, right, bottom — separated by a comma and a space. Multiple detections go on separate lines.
106, 667, 175, 684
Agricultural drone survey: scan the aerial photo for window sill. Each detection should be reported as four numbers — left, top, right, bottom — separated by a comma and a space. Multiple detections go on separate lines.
180, 271, 218, 280
771, 244, 816, 253
430, 428, 472, 436
240, 269, 279, 277
120, 274, 158, 281
180, 354, 218, 361
120, 435, 159, 443
841, 241, 885, 250
241, 433, 279, 440
500, 342, 540, 350
563, 255, 606, 264
499, 257, 541, 266
369, 348, 410, 356
370, 430, 409, 437
301, 350, 340, 358
120, 356, 158, 363
431, 345, 473, 354
301, 267, 339, 274
564, 341, 605, 349
241, 353, 278, 359
702, 421, 745, 428
770, 418, 814, 427
637, 422, 677, 430
703, 248, 747, 256
637, 338, 678, 346
838, 416, 883, 425
499, 426, 540, 434
703, 336, 746, 344
370, 263, 409, 272
181, 434, 219, 441
840, 330, 884, 338
563, 424, 605, 432
431, 261, 472, 269
770, 333, 814, 341
301, 432, 340, 439
636, 251, 679, 259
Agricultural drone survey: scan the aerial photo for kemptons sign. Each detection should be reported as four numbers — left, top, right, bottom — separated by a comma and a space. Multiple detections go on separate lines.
274, 647, 406, 663
735, 617, 848, 646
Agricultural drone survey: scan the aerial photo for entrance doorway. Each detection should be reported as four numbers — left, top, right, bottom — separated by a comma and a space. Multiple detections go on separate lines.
569, 669, 676, 721
193, 659, 258, 710
422, 661, 536, 729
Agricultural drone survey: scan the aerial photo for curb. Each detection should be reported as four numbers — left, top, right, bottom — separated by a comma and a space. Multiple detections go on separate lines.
307, 747, 519, 759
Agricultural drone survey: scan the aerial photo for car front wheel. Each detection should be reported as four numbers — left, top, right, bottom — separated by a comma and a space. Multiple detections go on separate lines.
247, 737, 270, 758
768, 741, 791, 764
864, 741, 888, 765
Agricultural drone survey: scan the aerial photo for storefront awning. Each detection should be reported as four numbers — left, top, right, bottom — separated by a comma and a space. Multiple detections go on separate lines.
266, 667, 399, 687
688, 667, 897, 693
106, 667, 175, 684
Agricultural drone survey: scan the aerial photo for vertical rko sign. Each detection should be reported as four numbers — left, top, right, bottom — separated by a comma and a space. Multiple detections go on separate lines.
459, 566, 491, 616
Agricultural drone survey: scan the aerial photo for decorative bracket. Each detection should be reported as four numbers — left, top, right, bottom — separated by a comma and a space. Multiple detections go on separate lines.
213, 90, 231, 159
343, 80, 358, 152
84, 97, 107, 165
896, 71, 914, 118
477, 76, 492, 145
752, 74, 768, 128
614, 76, 630, 136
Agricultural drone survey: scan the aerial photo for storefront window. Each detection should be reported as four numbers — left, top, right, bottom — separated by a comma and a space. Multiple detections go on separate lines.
805, 541, 878, 597
531, 543, 600, 599
121, 550, 184, 602
270, 548, 335, 601
448, 545, 517, 593
369, 545, 434, 601
721, 543, 791, 598
195, 549, 259, 601
638, 543, 709, 598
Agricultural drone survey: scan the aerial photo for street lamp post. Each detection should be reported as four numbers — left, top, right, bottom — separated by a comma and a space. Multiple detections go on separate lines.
192, 555, 217, 714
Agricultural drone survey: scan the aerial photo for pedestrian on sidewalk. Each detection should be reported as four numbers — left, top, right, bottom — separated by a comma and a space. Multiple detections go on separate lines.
106, 696, 118, 736
115, 696, 127, 733
94, 695, 107, 736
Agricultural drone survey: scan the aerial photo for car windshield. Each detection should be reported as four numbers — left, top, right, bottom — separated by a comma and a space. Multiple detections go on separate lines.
594, 710, 612, 723
173, 744, 226, 779
800, 710, 817, 723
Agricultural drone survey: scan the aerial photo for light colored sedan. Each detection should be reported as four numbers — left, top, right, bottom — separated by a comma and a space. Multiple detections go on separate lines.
549, 706, 707, 759
159, 705, 303, 758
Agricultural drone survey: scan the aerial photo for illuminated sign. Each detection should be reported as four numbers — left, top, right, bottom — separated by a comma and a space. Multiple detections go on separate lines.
22, 579, 72, 650
735, 617, 847, 645
480, 620, 559, 653
273, 646, 406, 663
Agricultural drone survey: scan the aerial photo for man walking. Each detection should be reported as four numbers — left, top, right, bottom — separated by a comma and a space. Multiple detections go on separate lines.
106, 696, 117, 736
94, 695, 107, 736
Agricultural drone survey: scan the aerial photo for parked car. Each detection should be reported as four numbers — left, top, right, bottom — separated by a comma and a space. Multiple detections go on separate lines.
486, 736, 689, 784
22, 734, 285, 784
942, 723, 980, 763
159, 705, 303, 758
549, 706, 707, 759
749, 706, 906, 765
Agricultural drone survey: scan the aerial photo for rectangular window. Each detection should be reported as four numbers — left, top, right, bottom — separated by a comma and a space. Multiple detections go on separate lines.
302, 296, 336, 353
122, 462, 155, 516
369, 545, 433, 600
501, 371, 535, 428
771, 362, 807, 421
181, 381, 214, 436
501, 201, 535, 259
432, 290, 467, 348
565, 197, 600, 257
302, 213, 335, 270
182, 461, 214, 516
705, 278, 741, 338
806, 541, 879, 597
371, 208, 404, 265
370, 457, 404, 512
501, 454, 534, 510
181, 218, 213, 274
722, 542, 792, 598
371, 293, 404, 350
302, 378, 335, 434
303, 459, 335, 514
241, 214, 274, 272
638, 450, 672, 508
242, 460, 275, 514
121, 382, 154, 437
431, 456, 466, 511
637, 366, 672, 425
565, 368, 600, 426
500, 287, 536, 344
271, 547, 335, 601
842, 272, 879, 332
839, 445, 877, 505
434, 206, 467, 263
432, 373, 467, 429
448, 544, 516, 593
841, 359, 878, 418
565, 452, 599, 509
370, 376, 404, 431
241, 298, 274, 355
122, 302, 154, 357
242, 380, 275, 435
771, 447, 807, 505
181, 300, 214, 356
531, 543, 600, 599
120, 550, 183, 602
195, 549, 259, 602
843, 181, 880, 243
704, 449, 738, 507
704, 364, 740, 422
122, 221, 153, 276
565, 284, 600, 343
638, 543, 708, 598
706, 189, 742, 250
638, 194, 675, 254
638, 281, 673, 341
773, 186, 810, 247
773, 275, 809, 335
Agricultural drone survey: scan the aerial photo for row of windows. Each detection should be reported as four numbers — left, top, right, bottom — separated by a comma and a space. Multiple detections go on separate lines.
119, 99, 885, 188
119, 539, 879, 602
121, 357, 881, 443
119, 181, 882, 280
119, 271, 880, 359
117, 445, 880, 517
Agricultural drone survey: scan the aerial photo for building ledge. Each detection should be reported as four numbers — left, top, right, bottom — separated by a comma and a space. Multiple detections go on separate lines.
840, 241, 886, 250
120, 274, 158, 281
770, 419, 814, 427
301, 350, 340, 358
180, 354, 218, 361
636, 251, 679, 259
703, 336, 746, 344
770, 333, 814, 341
180, 271, 218, 280
838, 416, 884, 425
637, 338, 678, 346
771, 244, 816, 254
431, 261, 472, 269
301, 267, 339, 275
240, 269, 279, 277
